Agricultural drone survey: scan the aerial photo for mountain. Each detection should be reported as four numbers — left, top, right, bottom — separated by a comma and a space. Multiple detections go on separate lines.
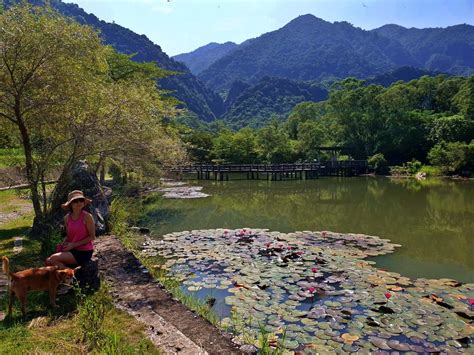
198, 15, 474, 93
173, 42, 238, 75
372, 24, 474, 76
222, 76, 328, 128
198, 15, 419, 93
6, 0, 224, 121
366, 66, 444, 86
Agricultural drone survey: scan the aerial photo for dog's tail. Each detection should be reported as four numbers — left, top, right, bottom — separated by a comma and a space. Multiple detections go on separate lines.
2, 256, 9, 276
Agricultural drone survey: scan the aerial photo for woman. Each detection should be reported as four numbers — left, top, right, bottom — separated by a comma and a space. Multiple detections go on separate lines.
46, 190, 95, 268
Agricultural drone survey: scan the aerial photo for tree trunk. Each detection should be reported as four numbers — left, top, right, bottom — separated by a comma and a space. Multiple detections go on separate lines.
16, 106, 43, 220
100, 161, 105, 185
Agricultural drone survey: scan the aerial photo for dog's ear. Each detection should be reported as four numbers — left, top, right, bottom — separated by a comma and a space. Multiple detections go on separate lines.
73, 266, 81, 273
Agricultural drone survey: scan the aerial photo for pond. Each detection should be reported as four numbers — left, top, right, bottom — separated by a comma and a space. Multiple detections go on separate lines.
141, 177, 474, 352
145, 177, 474, 283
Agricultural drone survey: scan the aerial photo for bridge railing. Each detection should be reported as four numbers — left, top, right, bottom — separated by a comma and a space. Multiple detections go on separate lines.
172, 161, 368, 172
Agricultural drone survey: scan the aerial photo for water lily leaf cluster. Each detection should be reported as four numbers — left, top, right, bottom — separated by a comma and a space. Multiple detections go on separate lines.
141, 229, 474, 353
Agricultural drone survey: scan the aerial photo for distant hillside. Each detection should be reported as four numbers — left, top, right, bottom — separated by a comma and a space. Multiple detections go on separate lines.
222, 77, 328, 128
173, 42, 238, 75
198, 15, 418, 92
366, 66, 444, 86
198, 15, 474, 93
7, 0, 225, 121
373, 24, 474, 76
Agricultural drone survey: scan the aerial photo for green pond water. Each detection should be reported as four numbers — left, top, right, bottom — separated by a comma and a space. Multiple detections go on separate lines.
145, 177, 474, 283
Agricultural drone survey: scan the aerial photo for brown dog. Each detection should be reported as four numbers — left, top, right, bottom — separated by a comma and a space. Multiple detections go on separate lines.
2, 256, 80, 317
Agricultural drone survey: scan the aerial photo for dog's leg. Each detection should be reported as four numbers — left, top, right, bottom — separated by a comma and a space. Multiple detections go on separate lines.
7, 289, 14, 318
49, 287, 58, 308
18, 292, 27, 318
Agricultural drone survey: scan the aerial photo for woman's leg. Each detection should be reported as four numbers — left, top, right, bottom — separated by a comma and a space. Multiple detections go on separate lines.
46, 252, 77, 268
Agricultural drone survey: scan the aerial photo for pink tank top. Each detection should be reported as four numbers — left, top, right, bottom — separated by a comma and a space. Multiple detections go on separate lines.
66, 211, 93, 251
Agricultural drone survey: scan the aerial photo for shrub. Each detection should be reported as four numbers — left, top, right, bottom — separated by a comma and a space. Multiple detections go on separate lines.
405, 159, 422, 175
368, 153, 388, 174
419, 165, 442, 177
428, 141, 468, 174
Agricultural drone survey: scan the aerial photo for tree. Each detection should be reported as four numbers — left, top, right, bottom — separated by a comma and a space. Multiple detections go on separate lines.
256, 119, 294, 163
328, 80, 384, 158
428, 114, 474, 143
428, 142, 467, 173
0, 4, 185, 223
296, 120, 325, 160
453, 76, 474, 120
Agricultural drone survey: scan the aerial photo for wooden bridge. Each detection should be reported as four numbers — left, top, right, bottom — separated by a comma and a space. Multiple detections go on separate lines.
172, 161, 368, 181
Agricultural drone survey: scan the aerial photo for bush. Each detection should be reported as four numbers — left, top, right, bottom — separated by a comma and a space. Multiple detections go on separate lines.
405, 159, 422, 175
368, 153, 388, 174
427, 141, 470, 174
419, 165, 442, 177
39, 230, 63, 258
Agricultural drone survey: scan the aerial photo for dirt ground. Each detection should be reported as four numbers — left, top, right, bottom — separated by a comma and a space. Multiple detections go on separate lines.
94, 235, 246, 355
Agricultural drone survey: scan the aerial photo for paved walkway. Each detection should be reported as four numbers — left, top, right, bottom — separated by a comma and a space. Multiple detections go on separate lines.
94, 235, 244, 355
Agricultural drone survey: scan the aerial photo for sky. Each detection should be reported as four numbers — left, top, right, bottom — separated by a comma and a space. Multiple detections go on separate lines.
66, 0, 474, 56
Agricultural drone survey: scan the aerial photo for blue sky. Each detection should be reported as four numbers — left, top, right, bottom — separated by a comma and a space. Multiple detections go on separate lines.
67, 0, 474, 56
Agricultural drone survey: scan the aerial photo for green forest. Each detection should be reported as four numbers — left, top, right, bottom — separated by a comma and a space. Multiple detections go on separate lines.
179, 75, 474, 176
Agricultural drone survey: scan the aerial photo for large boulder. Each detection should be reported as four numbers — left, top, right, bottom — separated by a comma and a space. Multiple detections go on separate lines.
44, 160, 110, 235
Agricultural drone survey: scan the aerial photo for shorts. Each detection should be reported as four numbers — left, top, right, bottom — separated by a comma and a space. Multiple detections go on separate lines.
70, 249, 93, 265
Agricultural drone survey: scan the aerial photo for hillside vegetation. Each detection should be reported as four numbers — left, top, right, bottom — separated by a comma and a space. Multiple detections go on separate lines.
197, 15, 474, 93
179, 75, 474, 176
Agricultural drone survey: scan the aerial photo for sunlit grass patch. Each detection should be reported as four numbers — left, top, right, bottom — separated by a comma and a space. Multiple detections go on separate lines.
0, 285, 158, 354
0, 192, 159, 354
0, 148, 23, 169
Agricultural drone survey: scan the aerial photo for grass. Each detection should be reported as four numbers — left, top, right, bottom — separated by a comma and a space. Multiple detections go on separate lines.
0, 189, 159, 354
0, 148, 23, 169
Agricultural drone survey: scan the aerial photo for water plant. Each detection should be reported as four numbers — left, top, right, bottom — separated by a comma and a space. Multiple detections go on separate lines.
141, 228, 474, 352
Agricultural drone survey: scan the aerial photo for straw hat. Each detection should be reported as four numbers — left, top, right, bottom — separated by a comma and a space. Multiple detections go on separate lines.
61, 190, 92, 209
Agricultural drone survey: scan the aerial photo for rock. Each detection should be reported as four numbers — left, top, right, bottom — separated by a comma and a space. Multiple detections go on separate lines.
240, 344, 258, 354
43, 160, 110, 235
130, 226, 151, 234
75, 258, 100, 292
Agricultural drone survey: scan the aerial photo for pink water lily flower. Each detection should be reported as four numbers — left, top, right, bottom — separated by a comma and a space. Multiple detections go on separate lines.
468, 298, 474, 310
287, 246, 293, 250
311, 267, 318, 273
308, 287, 316, 294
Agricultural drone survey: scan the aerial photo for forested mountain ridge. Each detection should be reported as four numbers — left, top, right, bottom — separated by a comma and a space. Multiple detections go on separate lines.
197, 14, 474, 93
366, 66, 443, 87
373, 24, 474, 76
6, 0, 225, 121
173, 42, 238, 75
222, 77, 328, 128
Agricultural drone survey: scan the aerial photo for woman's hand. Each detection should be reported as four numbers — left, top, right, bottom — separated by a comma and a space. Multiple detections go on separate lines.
62, 242, 76, 251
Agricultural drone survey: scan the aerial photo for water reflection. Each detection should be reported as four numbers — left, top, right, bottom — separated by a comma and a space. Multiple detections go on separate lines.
145, 177, 474, 282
